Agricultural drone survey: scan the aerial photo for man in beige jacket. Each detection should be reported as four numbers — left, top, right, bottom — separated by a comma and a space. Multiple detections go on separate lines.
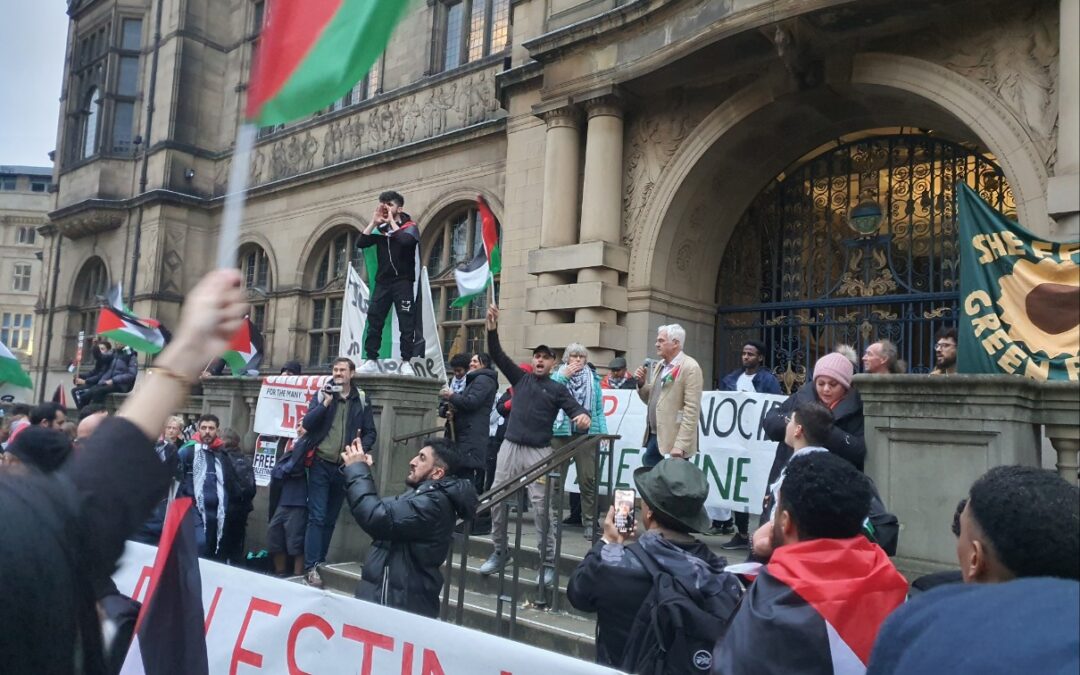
633, 324, 704, 467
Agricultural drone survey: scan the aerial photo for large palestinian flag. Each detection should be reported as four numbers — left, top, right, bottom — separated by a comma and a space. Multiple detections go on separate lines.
120, 497, 209, 674
246, 0, 410, 126
957, 183, 1079, 380
714, 537, 908, 674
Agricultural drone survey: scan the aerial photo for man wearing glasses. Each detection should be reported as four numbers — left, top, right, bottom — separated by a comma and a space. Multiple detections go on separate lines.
931, 327, 958, 375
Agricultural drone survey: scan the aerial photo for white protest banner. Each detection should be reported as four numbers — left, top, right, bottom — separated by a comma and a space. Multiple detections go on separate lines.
252, 435, 278, 487
112, 541, 619, 675
252, 375, 331, 438
566, 390, 785, 514
340, 263, 447, 381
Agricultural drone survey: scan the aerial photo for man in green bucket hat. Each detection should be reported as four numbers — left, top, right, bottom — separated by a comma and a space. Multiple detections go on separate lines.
567, 459, 743, 670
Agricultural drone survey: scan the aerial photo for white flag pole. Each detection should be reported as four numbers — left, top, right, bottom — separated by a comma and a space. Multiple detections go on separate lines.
217, 124, 258, 270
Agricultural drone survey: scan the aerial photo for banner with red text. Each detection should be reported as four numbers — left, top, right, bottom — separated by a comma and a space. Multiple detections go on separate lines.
113, 542, 619, 675
252, 375, 331, 438
565, 390, 785, 514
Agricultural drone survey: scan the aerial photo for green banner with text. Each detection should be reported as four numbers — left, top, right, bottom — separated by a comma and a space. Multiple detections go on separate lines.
957, 183, 1080, 380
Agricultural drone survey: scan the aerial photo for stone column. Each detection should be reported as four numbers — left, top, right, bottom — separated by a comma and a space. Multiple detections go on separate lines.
576, 95, 624, 328
537, 106, 582, 325
1050, 0, 1079, 236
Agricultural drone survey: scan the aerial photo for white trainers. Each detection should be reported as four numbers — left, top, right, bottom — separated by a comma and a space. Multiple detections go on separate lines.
357, 360, 379, 374
399, 361, 416, 376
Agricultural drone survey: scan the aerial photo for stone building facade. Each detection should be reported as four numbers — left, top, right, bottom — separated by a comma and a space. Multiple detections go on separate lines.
0, 167, 50, 379
35, 0, 1078, 396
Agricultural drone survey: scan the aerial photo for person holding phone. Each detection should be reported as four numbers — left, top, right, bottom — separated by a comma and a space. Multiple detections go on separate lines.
356, 190, 422, 376
567, 460, 741, 668
300, 356, 377, 588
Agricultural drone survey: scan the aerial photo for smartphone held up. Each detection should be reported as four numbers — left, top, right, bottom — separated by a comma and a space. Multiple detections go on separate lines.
614, 488, 636, 534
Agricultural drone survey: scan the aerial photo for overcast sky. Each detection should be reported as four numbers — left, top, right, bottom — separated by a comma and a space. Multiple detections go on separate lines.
0, 2, 69, 168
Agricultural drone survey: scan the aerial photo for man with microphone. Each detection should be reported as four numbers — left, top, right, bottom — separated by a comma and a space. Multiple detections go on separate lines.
301, 357, 378, 588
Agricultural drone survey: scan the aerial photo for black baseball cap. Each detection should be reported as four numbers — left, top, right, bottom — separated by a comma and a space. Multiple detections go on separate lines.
532, 344, 556, 358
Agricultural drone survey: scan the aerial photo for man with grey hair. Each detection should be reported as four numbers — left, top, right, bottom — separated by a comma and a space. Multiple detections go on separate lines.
634, 324, 704, 467
862, 339, 904, 374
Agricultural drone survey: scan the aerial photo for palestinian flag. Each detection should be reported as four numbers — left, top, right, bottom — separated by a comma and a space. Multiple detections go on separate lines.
246, 0, 411, 126
0, 340, 32, 389
121, 497, 209, 674
714, 537, 908, 675
451, 195, 501, 307
97, 306, 167, 355
221, 317, 264, 374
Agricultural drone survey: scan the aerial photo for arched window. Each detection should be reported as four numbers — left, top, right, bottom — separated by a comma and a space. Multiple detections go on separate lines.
426, 206, 497, 358
239, 244, 272, 331
305, 227, 365, 368
82, 87, 101, 158
71, 257, 108, 355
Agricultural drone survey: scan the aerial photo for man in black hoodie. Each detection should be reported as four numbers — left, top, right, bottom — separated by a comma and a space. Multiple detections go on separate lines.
357, 190, 421, 376
342, 436, 477, 618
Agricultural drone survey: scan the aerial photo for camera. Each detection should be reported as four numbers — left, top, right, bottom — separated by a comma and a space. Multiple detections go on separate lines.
323, 382, 343, 395
438, 400, 453, 418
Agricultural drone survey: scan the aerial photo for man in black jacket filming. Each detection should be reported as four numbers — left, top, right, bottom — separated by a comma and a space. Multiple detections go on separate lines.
342, 436, 477, 618
302, 356, 377, 588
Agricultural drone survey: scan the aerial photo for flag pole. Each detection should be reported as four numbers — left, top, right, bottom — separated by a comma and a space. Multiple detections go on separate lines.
217, 124, 258, 270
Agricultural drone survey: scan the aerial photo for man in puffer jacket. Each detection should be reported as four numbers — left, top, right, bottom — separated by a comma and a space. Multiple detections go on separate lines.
342, 437, 478, 618
440, 353, 498, 533
75, 346, 138, 408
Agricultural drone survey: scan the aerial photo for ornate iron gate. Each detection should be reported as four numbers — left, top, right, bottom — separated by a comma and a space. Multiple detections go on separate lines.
715, 134, 1015, 392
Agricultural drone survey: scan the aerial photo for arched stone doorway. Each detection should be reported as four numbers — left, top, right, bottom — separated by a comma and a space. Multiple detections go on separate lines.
625, 52, 1047, 384
715, 131, 1014, 391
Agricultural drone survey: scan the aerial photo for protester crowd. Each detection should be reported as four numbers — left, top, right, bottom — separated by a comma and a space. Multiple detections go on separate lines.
0, 199, 1074, 674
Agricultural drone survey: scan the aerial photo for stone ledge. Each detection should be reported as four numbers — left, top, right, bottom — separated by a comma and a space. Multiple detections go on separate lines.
528, 240, 629, 275
525, 281, 627, 312
1047, 174, 1080, 217
524, 322, 627, 351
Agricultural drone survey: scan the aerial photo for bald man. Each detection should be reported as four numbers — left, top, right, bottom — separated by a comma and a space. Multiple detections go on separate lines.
76, 410, 109, 442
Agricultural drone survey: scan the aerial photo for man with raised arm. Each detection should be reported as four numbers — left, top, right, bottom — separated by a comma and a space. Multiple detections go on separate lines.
480, 304, 590, 586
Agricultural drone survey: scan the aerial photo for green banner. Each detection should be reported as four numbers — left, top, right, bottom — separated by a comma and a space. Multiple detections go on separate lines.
957, 184, 1080, 380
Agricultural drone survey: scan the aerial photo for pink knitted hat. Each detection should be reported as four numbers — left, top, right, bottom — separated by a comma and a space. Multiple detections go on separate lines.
813, 352, 854, 389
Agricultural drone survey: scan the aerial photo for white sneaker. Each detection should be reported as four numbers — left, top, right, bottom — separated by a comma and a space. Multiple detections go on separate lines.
357, 360, 379, 374
399, 361, 416, 376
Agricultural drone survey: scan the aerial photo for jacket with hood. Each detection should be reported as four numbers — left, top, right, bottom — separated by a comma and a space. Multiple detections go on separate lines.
85, 349, 138, 392
356, 214, 420, 283
567, 531, 741, 667
762, 383, 866, 485
714, 536, 908, 674
302, 386, 377, 460
446, 367, 498, 469
344, 460, 478, 618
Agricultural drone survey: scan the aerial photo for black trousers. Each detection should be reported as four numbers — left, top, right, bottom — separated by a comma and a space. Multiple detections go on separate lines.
364, 277, 417, 360
74, 383, 120, 409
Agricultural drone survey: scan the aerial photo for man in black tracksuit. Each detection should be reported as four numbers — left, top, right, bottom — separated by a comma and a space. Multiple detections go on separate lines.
357, 190, 421, 375
480, 304, 591, 585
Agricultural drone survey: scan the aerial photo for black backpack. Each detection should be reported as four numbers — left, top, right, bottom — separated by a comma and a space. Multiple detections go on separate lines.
864, 488, 900, 556
620, 545, 743, 675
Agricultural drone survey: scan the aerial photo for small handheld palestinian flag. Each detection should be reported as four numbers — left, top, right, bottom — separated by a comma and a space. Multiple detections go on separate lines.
221, 317, 264, 375
452, 195, 501, 307
246, 0, 411, 126
0, 340, 33, 389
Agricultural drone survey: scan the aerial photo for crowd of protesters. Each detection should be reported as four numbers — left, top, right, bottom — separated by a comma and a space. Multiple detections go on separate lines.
0, 254, 1076, 675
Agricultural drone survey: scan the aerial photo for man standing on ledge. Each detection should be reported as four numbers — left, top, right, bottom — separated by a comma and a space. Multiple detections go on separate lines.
357, 190, 421, 376
481, 304, 591, 585
634, 324, 704, 467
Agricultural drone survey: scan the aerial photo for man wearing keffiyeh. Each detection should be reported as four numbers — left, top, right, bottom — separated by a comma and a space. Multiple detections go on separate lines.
176, 414, 242, 560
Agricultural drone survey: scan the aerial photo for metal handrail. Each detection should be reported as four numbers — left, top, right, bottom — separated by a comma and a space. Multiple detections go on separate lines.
441, 433, 621, 633
391, 426, 446, 444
